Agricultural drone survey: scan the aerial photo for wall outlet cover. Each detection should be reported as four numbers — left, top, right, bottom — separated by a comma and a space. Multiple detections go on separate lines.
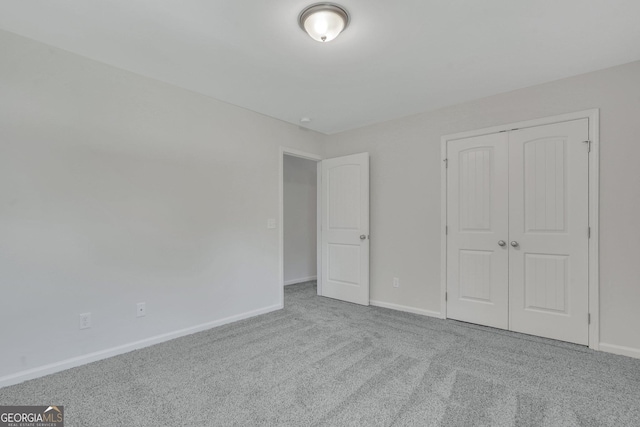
79, 313, 91, 329
136, 302, 146, 317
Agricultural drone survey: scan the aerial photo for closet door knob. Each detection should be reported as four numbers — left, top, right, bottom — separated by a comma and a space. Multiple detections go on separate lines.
510, 241, 519, 247
360, 235, 367, 240
498, 240, 506, 247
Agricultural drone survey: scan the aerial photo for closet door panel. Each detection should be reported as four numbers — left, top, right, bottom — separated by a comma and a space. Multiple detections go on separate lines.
446, 133, 509, 329
508, 119, 589, 345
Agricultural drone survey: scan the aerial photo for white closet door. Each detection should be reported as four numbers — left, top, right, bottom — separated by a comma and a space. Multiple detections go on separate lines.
447, 133, 509, 329
508, 119, 589, 345
321, 152, 370, 306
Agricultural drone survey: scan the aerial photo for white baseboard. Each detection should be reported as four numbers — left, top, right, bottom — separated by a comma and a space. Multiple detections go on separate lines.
284, 276, 317, 286
370, 300, 443, 319
0, 303, 283, 389
599, 342, 640, 360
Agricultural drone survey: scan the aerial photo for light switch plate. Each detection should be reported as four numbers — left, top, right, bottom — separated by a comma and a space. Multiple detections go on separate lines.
267, 218, 276, 229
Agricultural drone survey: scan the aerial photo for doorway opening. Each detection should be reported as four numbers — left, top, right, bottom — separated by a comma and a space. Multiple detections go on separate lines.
279, 148, 322, 307
284, 154, 318, 286
279, 148, 371, 308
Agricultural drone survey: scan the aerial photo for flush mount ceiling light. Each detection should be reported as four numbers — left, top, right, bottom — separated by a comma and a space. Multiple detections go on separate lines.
298, 3, 350, 42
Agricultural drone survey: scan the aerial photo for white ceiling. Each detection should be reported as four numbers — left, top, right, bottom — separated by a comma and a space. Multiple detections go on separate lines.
1, 1, 640, 134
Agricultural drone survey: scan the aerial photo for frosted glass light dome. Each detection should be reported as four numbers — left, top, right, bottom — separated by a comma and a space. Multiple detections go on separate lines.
299, 3, 350, 42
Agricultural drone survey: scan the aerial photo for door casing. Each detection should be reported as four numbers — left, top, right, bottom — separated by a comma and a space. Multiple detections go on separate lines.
440, 109, 600, 350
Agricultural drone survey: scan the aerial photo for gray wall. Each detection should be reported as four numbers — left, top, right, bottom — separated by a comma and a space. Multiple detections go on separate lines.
323, 60, 640, 354
283, 155, 317, 285
0, 30, 323, 381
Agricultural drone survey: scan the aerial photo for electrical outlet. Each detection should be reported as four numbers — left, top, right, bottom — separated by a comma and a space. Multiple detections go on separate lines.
79, 312, 91, 329
136, 302, 146, 318
393, 277, 400, 288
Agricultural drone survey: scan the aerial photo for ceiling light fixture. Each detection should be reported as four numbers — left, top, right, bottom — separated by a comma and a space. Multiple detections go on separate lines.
298, 3, 350, 43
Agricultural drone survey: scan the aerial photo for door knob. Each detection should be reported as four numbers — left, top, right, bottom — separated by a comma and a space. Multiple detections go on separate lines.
510, 241, 519, 247
498, 240, 506, 247
360, 235, 367, 240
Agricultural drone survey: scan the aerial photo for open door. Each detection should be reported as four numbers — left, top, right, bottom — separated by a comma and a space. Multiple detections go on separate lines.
320, 153, 369, 305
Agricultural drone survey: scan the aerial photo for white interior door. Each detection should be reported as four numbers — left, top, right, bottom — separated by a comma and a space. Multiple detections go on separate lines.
508, 119, 589, 345
320, 153, 369, 305
446, 133, 509, 329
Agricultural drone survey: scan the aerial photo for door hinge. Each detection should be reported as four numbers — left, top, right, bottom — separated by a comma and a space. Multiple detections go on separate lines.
445, 292, 448, 302
444, 158, 448, 168
588, 227, 591, 239
445, 225, 448, 235
583, 140, 591, 152
588, 313, 591, 325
